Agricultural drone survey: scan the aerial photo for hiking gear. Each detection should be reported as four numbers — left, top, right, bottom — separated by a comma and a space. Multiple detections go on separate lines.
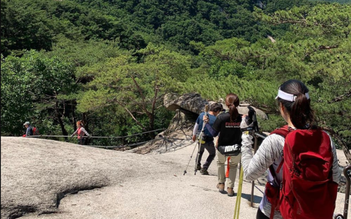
226, 157, 231, 178
200, 168, 209, 175
227, 187, 234, 196
195, 112, 216, 139
217, 183, 224, 192
196, 164, 201, 170
233, 164, 244, 219
77, 127, 83, 139
197, 135, 206, 144
183, 141, 198, 175
334, 165, 351, 219
32, 127, 39, 135
265, 126, 289, 219
242, 106, 259, 133
217, 144, 241, 156
275, 88, 309, 102
276, 126, 338, 219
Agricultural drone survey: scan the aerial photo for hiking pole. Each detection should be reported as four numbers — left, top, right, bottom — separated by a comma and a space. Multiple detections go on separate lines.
334, 165, 351, 219
233, 163, 244, 219
251, 132, 259, 207
183, 141, 199, 175
194, 104, 209, 175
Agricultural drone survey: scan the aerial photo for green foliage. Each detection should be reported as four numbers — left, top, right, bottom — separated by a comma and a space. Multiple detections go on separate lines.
77, 43, 191, 133
1, 51, 76, 136
1, 0, 350, 152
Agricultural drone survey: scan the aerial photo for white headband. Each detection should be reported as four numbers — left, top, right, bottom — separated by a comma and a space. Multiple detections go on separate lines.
275, 89, 309, 102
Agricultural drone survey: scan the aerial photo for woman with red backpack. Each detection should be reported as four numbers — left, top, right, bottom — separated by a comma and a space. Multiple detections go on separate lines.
240, 79, 341, 219
70, 120, 90, 145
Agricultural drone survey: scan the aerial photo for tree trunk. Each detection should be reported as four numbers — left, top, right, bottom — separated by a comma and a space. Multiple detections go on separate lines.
55, 101, 68, 141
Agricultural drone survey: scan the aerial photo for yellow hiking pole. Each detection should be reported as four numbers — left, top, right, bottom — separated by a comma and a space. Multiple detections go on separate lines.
233, 163, 244, 219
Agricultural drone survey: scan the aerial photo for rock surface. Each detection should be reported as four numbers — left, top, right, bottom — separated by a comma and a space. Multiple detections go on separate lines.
1, 137, 349, 219
164, 93, 268, 118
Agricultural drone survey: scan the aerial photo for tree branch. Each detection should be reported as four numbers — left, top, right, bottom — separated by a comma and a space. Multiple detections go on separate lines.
328, 90, 351, 103
112, 98, 146, 131
131, 74, 152, 117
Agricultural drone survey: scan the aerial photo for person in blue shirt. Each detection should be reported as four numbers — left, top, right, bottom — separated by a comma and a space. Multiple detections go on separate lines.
23, 121, 33, 137
192, 102, 223, 175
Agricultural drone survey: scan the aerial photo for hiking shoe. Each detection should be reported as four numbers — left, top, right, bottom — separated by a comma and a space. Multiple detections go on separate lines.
196, 164, 201, 170
217, 183, 225, 193
227, 187, 234, 197
200, 168, 209, 175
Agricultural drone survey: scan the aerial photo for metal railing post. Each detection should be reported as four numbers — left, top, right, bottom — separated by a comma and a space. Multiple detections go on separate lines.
251, 133, 259, 207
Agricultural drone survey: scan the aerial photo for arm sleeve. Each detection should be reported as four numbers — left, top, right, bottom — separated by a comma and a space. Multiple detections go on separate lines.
71, 129, 78, 137
25, 127, 33, 137
193, 122, 199, 136
25, 128, 30, 137
330, 136, 341, 184
241, 133, 285, 181
205, 123, 219, 137
81, 127, 90, 136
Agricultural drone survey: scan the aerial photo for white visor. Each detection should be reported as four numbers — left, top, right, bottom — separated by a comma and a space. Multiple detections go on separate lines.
275, 89, 309, 102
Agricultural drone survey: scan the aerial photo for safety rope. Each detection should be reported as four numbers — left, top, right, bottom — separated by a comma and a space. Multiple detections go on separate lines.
25, 128, 165, 139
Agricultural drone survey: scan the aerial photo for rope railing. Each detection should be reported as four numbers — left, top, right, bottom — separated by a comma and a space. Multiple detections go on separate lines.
26, 128, 165, 139
24, 128, 166, 149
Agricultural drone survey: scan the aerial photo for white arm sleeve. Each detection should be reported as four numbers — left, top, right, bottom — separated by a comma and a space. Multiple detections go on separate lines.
81, 127, 90, 136
329, 135, 341, 184
193, 122, 199, 136
241, 133, 285, 181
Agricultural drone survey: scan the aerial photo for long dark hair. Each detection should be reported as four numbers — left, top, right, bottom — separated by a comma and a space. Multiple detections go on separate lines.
225, 93, 239, 122
277, 80, 315, 129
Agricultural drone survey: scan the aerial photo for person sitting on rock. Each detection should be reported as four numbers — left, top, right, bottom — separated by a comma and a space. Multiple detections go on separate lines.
192, 102, 223, 175
23, 121, 33, 137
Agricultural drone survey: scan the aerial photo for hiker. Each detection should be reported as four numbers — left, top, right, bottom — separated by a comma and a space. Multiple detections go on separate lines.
70, 120, 90, 145
192, 102, 223, 175
204, 93, 242, 196
240, 79, 341, 219
23, 121, 33, 137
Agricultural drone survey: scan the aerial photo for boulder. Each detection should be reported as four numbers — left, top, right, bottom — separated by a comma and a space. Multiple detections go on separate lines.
164, 93, 208, 114
164, 93, 268, 120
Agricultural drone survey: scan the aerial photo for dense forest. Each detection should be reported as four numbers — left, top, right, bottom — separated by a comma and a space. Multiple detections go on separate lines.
1, 0, 350, 152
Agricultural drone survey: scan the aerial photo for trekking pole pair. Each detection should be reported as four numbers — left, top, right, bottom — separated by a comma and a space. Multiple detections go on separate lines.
183, 105, 209, 175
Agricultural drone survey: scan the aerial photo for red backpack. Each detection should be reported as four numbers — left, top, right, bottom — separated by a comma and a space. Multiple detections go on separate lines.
32, 127, 39, 135
269, 125, 338, 219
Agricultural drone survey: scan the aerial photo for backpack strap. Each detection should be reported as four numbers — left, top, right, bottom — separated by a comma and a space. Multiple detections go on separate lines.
270, 125, 290, 137
269, 125, 290, 179
267, 125, 291, 219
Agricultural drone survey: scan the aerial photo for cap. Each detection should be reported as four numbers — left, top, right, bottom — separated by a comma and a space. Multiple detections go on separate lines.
23, 121, 30, 126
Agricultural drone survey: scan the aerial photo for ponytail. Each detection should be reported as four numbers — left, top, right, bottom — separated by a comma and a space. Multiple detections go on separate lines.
225, 93, 240, 122
290, 93, 314, 129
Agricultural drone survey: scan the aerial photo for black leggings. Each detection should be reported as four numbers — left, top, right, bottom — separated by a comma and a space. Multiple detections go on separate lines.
78, 138, 86, 145
257, 208, 269, 219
